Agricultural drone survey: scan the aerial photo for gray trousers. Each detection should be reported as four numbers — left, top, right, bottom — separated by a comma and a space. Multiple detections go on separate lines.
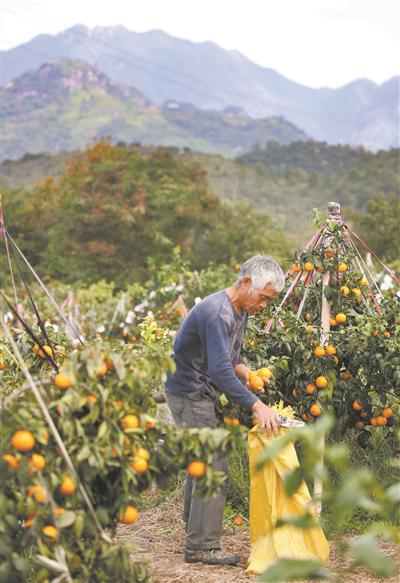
165, 391, 229, 550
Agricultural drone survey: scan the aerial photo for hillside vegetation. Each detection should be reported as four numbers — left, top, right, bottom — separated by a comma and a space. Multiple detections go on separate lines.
2, 141, 291, 285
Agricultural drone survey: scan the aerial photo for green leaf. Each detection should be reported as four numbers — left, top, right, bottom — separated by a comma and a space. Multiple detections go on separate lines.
97, 420, 108, 439
76, 445, 91, 462
57, 510, 76, 528
260, 558, 333, 581
348, 535, 398, 577
283, 467, 303, 496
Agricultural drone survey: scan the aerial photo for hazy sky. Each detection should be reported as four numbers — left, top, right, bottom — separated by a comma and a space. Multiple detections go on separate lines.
1, 0, 399, 88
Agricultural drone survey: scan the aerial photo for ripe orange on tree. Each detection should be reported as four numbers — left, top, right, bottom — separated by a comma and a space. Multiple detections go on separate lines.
96, 362, 108, 377
86, 394, 97, 405
341, 370, 352, 380
315, 376, 328, 389
375, 416, 387, 426
233, 515, 244, 527
310, 404, 322, 417
370, 417, 378, 427
258, 367, 273, 380
335, 313, 347, 324
360, 276, 368, 286
122, 414, 140, 430
292, 388, 300, 398
352, 401, 362, 411
313, 346, 325, 357
325, 345, 336, 356
325, 248, 334, 259
329, 318, 338, 327
187, 461, 207, 478
54, 373, 72, 390
11, 430, 35, 452
53, 507, 65, 519
352, 288, 362, 299
3, 454, 20, 470
248, 374, 264, 391
29, 453, 46, 471
131, 456, 148, 474
383, 408, 393, 418
28, 485, 47, 503
304, 262, 314, 272
224, 416, 240, 426
42, 525, 58, 542
355, 421, 365, 430
121, 505, 139, 525
293, 263, 302, 273
340, 285, 350, 296
338, 263, 348, 273
134, 447, 150, 461
306, 383, 316, 395
59, 476, 76, 496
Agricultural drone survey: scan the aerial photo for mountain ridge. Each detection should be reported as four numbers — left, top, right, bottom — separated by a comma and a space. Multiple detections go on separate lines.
2, 25, 398, 150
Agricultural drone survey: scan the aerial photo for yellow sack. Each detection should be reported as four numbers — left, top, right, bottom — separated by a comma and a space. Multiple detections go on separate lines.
247, 404, 330, 575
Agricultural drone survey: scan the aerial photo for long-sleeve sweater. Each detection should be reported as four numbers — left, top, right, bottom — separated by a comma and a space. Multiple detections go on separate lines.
165, 289, 258, 410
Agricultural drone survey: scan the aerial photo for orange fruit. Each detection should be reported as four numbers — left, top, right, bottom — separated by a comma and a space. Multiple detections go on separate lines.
131, 456, 148, 474
187, 461, 207, 478
306, 325, 314, 334
29, 454, 46, 471
338, 263, 347, 273
355, 421, 365, 430
28, 485, 47, 503
375, 416, 387, 426
325, 249, 334, 259
360, 276, 368, 286
35, 345, 53, 359
122, 415, 140, 430
258, 367, 273, 380
121, 505, 139, 525
11, 430, 35, 452
335, 313, 347, 324
248, 374, 264, 391
313, 346, 325, 357
23, 517, 36, 529
370, 417, 378, 427
293, 263, 302, 273
340, 285, 350, 296
304, 262, 314, 272
352, 401, 362, 411
53, 507, 65, 519
301, 413, 311, 422
42, 525, 58, 542
292, 388, 300, 398
331, 355, 340, 365
324, 345, 336, 356
360, 411, 368, 418
3, 454, 20, 470
59, 476, 76, 496
352, 288, 361, 299
329, 318, 338, 327
144, 418, 156, 430
224, 417, 240, 426
383, 331, 391, 338
134, 447, 150, 461
115, 400, 123, 410
105, 358, 115, 371
86, 394, 97, 405
383, 408, 393, 418
54, 373, 72, 390
96, 362, 108, 377
306, 383, 316, 395
340, 371, 352, 380
233, 515, 244, 527
310, 404, 322, 417
315, 376, 328, 389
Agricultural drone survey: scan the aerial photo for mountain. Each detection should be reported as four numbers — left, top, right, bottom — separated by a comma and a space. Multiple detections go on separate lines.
1, 60, 306, 160
2, 25, 399, 150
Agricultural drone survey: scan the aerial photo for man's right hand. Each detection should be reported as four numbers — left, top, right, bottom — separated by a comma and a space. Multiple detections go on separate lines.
251, 400, 281, 438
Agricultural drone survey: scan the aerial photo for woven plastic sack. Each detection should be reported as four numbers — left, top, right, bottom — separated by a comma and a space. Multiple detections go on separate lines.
247, 405, 330, 574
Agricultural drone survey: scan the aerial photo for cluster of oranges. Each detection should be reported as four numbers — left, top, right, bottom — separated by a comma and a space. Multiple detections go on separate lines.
352, 401, 394, 430
248, 367, 273, 391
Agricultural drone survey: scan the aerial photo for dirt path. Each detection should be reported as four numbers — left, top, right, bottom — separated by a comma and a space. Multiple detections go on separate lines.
116, 490, 399, 583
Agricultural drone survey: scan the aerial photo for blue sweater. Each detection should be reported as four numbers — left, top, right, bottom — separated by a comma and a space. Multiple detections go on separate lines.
165, 290, 258, 410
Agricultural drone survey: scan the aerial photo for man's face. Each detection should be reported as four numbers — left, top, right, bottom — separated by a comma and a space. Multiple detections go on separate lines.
241, 281, 279, 315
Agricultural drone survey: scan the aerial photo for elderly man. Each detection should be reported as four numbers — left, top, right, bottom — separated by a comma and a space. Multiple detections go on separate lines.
165, 255, 285, 566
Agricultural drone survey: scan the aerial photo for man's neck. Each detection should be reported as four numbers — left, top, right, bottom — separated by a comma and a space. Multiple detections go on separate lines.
226, 286, 243, 315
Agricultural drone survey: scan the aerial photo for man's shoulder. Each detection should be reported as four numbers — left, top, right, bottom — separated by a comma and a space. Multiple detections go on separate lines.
195, 290, 227, 315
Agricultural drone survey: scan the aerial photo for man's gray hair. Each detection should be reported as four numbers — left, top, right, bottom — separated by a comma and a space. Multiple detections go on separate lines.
237, 255, 285, 293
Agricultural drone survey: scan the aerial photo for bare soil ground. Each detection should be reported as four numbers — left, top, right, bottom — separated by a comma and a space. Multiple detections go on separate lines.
116, 487, 399, 583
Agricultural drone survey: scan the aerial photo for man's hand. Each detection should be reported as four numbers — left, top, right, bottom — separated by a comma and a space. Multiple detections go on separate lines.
251, 400, 281, 438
